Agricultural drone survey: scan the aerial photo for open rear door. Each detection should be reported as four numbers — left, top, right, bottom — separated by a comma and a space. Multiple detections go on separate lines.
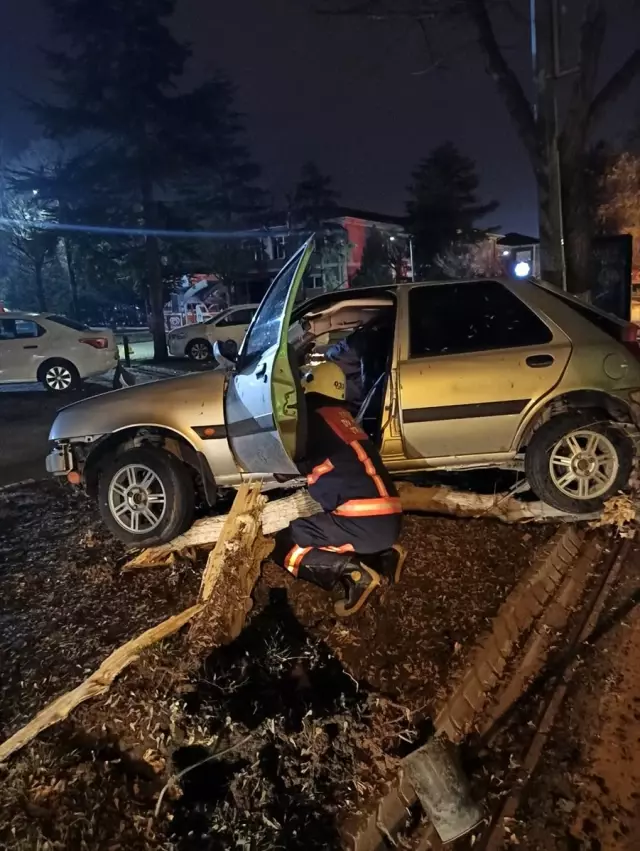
224, 238, 314, 474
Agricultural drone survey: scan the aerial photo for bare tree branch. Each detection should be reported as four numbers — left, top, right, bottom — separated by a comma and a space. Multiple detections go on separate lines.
588, 47, 640, 127
562, 0, 606, 144
464, 0, 538, 167
317, 0, 449, 18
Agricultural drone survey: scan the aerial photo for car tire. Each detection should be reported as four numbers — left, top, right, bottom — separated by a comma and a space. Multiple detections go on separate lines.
186, 338, 212, 362
98, 446, 195, 546
39, 358, 81, 393
525, 411, 634, 514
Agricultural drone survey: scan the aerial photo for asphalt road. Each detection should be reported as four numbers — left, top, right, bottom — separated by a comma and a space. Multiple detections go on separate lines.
0, 384, 105, 488
0, 361, 199, 488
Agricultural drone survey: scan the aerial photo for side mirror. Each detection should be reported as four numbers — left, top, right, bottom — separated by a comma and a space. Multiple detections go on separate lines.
213, 339, 238, 370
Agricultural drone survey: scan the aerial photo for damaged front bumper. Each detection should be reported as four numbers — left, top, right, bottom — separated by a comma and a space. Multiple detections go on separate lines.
45, 442, 74, 476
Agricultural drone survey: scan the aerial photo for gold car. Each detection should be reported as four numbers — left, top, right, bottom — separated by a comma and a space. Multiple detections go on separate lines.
47, 239, 640, 545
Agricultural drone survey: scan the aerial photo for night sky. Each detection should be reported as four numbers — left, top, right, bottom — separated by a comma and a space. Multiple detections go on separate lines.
2, 0, 639, 235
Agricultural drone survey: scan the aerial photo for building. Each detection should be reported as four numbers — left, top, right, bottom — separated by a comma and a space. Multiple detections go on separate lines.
175, 208, 413, 313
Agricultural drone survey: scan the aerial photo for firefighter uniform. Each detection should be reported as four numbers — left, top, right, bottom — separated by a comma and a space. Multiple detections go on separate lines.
272, 362, 404, 617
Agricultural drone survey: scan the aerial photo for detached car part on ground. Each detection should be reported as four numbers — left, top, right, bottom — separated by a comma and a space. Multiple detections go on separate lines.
47, 238, 640, 546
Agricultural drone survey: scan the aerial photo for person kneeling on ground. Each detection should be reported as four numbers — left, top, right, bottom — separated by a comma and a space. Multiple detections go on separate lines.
272, 361, 405, 617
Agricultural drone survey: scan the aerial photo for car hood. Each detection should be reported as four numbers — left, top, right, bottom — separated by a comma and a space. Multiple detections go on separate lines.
49, 369, 227, 441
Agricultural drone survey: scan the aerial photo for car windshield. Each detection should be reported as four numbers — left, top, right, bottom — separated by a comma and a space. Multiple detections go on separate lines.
46, 315, 91, 331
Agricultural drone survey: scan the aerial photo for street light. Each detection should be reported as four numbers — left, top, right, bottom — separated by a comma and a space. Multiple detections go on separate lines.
514, 260, 531, 278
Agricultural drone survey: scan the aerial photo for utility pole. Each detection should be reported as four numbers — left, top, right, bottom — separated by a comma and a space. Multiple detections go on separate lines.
530, 0, 567, 290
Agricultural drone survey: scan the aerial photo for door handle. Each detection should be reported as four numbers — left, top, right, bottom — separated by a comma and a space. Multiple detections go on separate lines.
255, 362, 267, 381
526, 354, 554, 368
23, 345, 38, 350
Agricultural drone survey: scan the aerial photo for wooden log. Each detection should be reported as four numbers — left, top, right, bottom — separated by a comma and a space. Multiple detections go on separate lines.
187, 482, 274, 652
395, 483, 601, 524
124, 488, 321, 570
124, 483, 601, 570
0, 604, 203, 764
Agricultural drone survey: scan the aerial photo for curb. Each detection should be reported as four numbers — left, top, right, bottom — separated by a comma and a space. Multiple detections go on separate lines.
343, 525, 587, 851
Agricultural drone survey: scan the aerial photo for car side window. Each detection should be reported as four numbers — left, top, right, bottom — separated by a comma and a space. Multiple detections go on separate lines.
408, 281, 553, 358
0, 319, 44, 340
217, 308, 254, 327
15, 320, 44, 339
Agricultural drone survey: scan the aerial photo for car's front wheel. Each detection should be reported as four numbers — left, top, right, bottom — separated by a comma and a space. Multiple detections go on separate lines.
525, 412, 634, 514
39, 358, 81, 393
98, 446, 195, 546
186, 338, 212, 362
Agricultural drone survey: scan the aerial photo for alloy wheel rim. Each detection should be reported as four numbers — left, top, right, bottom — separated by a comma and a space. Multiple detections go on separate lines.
191, 342, 210, 360
108, 463, 167, 533
46, 366, 73, 390
549, 429, 618, 501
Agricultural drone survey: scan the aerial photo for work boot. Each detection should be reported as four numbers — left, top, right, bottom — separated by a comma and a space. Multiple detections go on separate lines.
363, 545, 406, 585
334, 560, 381, 617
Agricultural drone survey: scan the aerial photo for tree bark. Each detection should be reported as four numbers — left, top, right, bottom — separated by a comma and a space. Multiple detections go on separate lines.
64, 238, 80, 318
141, 173, 168, 362
34, 258, 47, 312
559, 149, 593, 296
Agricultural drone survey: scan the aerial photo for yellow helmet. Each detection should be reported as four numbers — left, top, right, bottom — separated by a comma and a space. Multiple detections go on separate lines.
302, 361, 346, 401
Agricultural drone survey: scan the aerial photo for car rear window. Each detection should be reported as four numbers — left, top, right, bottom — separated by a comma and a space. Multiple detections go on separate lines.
47, 315, 91, 331
533, 284, 626, 338
409, 280, 553, 358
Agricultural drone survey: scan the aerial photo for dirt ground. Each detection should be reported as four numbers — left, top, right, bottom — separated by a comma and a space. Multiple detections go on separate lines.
0, 480, 553, 850
512, 543, 640, 851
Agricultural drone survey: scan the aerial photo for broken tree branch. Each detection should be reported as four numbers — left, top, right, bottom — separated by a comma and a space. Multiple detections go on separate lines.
0, 483, 276, 764
0, 604, 203, 764
124, 488, 321, 570
124, 483, 603, 571
187, 482, 274, 652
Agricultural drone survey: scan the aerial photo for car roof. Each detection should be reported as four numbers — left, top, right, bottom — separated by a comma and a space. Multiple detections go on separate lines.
223, 303, 259, 310
0, 311, 46, 320
293, 277, 535, 318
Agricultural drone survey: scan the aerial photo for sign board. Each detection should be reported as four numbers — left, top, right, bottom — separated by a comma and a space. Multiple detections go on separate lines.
590, 234, 633, 321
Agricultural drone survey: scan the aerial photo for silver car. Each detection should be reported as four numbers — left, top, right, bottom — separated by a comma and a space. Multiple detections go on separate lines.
47, 238, 640, 545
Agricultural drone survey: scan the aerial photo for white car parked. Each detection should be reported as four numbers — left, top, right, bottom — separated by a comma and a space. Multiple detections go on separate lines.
0, 312, 118, 392
167, 304, 258, 362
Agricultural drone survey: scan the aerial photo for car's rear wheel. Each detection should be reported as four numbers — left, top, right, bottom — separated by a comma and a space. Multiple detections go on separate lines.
98, 446, 195, 546
186, 338, 212, 362
39, 358, 81, 393
525, 411, 634, 514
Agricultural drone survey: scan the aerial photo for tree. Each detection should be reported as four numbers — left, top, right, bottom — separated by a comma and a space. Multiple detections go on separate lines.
407, 141, 498, 276
351, 226, 395, 287
2, 143, 61, 312
434, 238, 504, 279
597, 151, 640, 282
35, 0, 265, 359
321, 1, 640, 295
290, 161, 340, 228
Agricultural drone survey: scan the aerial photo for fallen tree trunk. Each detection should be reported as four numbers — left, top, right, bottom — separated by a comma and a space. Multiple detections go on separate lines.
187, 481, 274, 654
0, 483, 272, 765
124, 482, 601, 570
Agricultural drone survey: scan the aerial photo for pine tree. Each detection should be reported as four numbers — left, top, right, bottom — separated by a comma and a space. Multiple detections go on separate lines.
34, 0, 264, 358
291, 162, 339, 228
407, 142, 498, 277
351, 227, 394, 288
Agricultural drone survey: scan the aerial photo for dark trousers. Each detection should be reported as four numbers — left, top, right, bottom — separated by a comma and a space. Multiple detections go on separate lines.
272, 511, 401, 590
